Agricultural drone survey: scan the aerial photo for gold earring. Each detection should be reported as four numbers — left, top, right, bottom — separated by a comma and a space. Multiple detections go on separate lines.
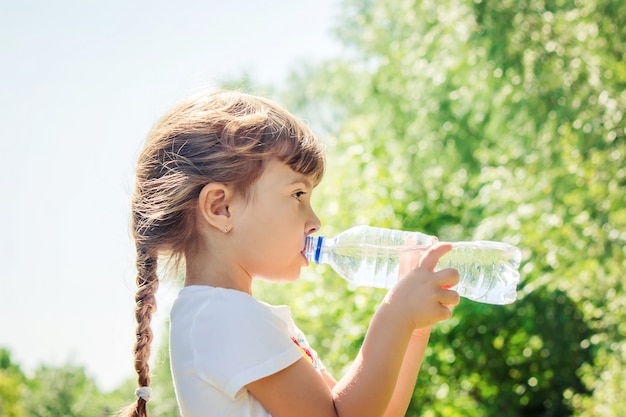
223, 225, 231, 234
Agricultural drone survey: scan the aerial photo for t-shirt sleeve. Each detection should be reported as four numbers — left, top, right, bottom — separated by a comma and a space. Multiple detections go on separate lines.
188, 294, 303, 399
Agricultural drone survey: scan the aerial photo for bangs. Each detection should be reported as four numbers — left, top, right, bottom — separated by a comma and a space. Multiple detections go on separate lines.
272, 125, 325, 186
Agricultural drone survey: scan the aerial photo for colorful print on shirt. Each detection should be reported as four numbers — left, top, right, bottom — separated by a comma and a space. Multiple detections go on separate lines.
291, 336, 320, 370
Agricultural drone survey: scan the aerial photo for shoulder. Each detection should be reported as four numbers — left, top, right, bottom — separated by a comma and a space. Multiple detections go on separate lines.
171, 286, 294, 340
172, 286, 280, 321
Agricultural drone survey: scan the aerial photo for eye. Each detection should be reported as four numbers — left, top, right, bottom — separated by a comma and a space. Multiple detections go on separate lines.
293, 191, 307, 201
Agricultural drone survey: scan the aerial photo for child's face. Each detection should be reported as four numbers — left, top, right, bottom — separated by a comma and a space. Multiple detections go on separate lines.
229, 158, 321, 283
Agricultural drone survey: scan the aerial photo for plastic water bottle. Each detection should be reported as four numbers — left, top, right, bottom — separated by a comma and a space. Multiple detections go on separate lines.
304, 225, 522, 305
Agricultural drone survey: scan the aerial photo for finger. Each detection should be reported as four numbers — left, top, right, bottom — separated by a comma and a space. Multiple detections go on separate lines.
435, 267, 460, 288
419, 242, 454, 270
436, 304, 454, 322
439, 288, 461, 307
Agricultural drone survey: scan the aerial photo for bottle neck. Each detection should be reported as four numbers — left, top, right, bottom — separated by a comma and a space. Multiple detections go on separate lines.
305, 235, 326, 264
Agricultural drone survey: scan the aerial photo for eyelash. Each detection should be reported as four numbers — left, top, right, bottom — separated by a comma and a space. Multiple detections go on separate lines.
293, 191, 307, 201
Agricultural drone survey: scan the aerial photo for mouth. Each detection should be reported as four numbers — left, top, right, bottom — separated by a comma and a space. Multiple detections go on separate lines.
301, 249, 310, 266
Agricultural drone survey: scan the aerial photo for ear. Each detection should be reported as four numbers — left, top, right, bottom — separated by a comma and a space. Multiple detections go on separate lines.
197, 183, 233, 231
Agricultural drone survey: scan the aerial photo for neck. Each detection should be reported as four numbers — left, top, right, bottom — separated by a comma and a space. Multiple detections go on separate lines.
183, 238, 252, 294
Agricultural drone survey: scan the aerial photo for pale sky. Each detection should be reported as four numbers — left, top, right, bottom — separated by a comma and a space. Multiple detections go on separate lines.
0, 0, 341, 391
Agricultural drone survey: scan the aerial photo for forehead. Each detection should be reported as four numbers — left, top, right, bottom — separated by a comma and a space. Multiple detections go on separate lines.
256, 159, 313, 189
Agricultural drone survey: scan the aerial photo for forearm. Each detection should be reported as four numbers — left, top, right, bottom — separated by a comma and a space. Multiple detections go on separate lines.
383, 328, 431, 417
332, 300, 414, 417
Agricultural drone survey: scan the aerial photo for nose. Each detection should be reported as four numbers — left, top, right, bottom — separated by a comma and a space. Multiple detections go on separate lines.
306, 208, 321, 235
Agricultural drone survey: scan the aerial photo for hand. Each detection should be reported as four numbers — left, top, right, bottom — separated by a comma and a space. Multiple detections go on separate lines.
386, 242, 460, 330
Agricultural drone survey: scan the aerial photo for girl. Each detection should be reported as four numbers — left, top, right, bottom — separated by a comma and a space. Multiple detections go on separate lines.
122, 89, 460, 417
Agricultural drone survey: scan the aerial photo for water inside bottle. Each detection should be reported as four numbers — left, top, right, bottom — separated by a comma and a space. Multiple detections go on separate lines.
329, 244, 400, 288
328, 244, 430, 289
439, 242, 522, 305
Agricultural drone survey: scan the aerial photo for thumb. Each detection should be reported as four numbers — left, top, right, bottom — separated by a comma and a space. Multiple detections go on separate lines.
419, 242, 454, 271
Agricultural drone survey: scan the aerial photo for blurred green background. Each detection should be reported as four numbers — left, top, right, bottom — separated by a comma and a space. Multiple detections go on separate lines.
2, 0, 624, 416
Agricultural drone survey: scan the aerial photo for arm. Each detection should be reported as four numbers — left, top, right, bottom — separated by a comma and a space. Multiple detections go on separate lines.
263, 328, 430, 417
382, 327, 431, 417
247, 243, 459, 417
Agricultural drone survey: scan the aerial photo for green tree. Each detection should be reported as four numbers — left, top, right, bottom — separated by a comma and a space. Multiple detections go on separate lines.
0, 348, 135, 417
264, 0, 625, 415
0, 349, 26, 417
23, 364, 107, 417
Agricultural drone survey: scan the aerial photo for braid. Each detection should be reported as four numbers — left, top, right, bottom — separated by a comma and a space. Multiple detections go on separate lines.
132, 247, 158, 417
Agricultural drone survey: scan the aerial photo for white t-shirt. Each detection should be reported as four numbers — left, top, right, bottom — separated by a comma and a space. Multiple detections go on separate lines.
169, 285, 324, 417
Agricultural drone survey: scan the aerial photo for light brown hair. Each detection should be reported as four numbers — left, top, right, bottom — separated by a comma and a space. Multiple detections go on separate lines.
120, 90, 325, 417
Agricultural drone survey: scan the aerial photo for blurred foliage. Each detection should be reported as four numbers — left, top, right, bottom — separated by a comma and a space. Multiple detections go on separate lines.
24, 365, 102, 417
0, 348, 26, 417
0, 348, 129, 417
0, 347, 179, 417
271, 0, 625, 416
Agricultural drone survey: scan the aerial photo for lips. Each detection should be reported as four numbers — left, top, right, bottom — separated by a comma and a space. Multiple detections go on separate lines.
301, 249, 309, 266
301, 240, 310, 266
